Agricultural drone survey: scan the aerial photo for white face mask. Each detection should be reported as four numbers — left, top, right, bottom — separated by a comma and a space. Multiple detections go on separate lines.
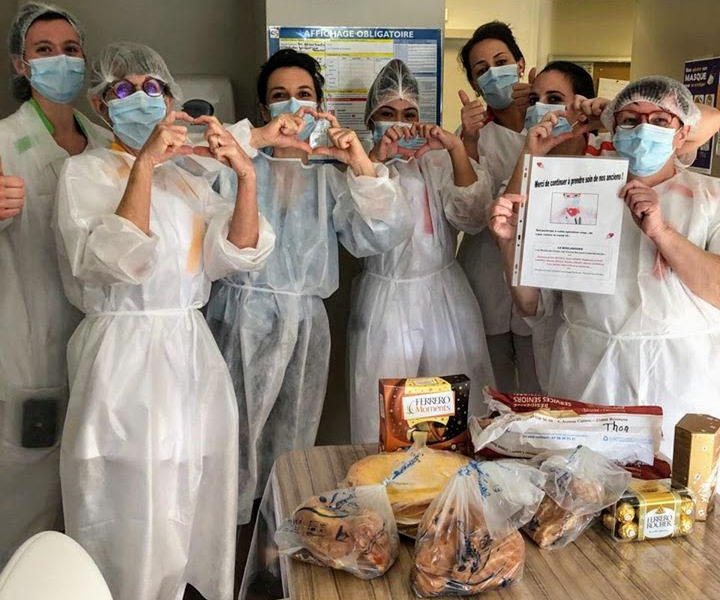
371, 121, 425, 151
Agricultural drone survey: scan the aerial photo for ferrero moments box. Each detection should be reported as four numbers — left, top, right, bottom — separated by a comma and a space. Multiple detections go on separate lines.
379, 375, 470, 453
672, 414, 720, 520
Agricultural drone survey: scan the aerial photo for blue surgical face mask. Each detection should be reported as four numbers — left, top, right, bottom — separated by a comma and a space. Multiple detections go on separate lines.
268, 97, 317, 140
371, 121, 425, 157
476, 64, 519, 110
108, 91, 167, 150
27, 55, 85, 104
524, 102, 572, 135
612, 123, 677, 176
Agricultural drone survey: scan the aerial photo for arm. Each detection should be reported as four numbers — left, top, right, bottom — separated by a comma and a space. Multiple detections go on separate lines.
310, 112, 375, 177
622, 179, 720, 308
488, 193, 542, 316
414, 124, 495, 233
55, 156, 160, 288
0, 157, 25, 231
330, 161, 413, 258
651, 226, 720, 308
488, 114, 586, 316
192, 115, 275, 279
115, 110, 194, 234
679, 102, 720, 156
458, 89, 488, 162
115, 157, 153, 234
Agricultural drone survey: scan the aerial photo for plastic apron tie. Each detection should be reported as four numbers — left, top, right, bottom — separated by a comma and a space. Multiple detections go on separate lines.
365, 260, 454, 283
220, 281, 309, 297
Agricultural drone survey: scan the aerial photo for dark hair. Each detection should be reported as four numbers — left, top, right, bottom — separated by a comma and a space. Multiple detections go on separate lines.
539, 61, 595, 99
256, 48, 325, 105
459, 21, 523, 86
9, 11, 76, 102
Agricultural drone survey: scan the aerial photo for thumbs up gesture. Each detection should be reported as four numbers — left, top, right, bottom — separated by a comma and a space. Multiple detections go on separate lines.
511, 66, 537, 117
0, 158, 25, 221
458, 89, 489, 141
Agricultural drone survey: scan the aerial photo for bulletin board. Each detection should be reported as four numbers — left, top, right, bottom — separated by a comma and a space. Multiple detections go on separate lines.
683, 56, 720, 174
267, 26, 443, 145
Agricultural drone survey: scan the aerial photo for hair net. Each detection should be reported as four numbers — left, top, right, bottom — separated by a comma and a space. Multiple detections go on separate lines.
601, 76, 700, 132
87, 41, 182, 101
8, 2, 86, 102
364, 58, 420, 127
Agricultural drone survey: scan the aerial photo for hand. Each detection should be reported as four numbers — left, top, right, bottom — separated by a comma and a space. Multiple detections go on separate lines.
524, 111, 586, 156
251, 112, 312, 153
511, 67, 537, 116
412, 123, 462, 158
192, 115, 255, 179
311, 112, 370, 170
620, 180, 666, 239
368, 124, 415, 163
136, 111, 194, 166
0, 157, 25, 221
459, 89, 489, 140
488, 193, 525, 242
571, 95, 610, 130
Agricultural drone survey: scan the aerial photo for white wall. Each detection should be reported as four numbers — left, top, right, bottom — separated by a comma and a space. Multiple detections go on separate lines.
0, 0, 21, 118
0, 0, 267, 123
549, 0, 635, 61
443, 0, 551, 132
631, 0, 720, 177
267, 0, 443, 27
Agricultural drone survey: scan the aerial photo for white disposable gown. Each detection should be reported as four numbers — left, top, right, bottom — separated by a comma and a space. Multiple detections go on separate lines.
0, 100, 108, 563
457, 121, 559, 392
348, 150, 496, 443
206, 120, 412, 524
55, 145, 275, 600
538, 168, 720, 456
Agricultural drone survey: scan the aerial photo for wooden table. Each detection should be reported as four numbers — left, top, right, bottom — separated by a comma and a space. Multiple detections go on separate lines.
270, 444, 720, 600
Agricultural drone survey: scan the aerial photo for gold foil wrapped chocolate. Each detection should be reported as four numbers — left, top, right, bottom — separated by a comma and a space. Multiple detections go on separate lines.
616, 502, 635, 523
678, 514, 694, 534
618, 521, 638, 540
603, 512, 617, 530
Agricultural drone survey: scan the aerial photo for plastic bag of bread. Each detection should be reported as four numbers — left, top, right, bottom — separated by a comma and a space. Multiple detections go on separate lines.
524, 446, 631, 549
274, 485, 399, 579
343, 433, 471, 538
411, 460, 546, 597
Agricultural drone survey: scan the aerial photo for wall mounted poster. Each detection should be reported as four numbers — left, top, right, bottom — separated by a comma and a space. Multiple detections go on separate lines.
683, 56, 720, 174
268, 26, 442, 146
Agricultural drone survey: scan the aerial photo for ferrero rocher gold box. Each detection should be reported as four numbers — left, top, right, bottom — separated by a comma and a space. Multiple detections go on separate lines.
601, 479, 695, 542
672, 413, 720, 521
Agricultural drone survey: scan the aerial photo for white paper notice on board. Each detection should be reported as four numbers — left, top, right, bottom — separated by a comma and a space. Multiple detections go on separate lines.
512, 155, 629, 295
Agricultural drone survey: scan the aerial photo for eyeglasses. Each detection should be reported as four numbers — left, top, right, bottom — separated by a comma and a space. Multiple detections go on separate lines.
614, 109, 681, 130
107, 77, 167, 100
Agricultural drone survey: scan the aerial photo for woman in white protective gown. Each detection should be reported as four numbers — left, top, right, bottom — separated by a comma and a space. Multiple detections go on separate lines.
54, 42, 275, 600
206, 49, 413, 523
347, 59, 496, 444
488, 76, 720, 456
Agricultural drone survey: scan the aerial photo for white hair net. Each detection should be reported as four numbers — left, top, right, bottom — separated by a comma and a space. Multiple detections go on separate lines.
87, 41, 182, 101
601, 75, 700, 132
8, 2, 85, 101
364, 58, 420, 127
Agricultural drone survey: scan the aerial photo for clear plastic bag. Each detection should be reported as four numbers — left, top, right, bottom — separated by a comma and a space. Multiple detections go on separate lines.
342, 433, 471, 538
524, 446, 631, 549
274, 484, 399, 579
411, 460, 546, 597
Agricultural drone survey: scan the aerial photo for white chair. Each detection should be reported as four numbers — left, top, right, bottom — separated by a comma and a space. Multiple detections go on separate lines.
0, 531, 112, 600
